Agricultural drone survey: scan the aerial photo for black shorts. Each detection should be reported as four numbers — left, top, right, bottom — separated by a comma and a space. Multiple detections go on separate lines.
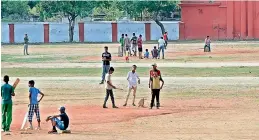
138, 48, 143, 52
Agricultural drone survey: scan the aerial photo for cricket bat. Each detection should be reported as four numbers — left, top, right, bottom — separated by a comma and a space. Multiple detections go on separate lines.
13, 78, 20, 89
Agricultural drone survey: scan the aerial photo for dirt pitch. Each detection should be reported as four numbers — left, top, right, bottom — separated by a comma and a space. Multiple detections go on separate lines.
1, 42, 259, 140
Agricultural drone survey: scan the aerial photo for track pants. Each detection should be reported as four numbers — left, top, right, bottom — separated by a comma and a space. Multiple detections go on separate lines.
2, 104, 12, 131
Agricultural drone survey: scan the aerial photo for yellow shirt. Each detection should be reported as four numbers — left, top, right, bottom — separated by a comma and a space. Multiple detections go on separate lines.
150, 75, 163, 89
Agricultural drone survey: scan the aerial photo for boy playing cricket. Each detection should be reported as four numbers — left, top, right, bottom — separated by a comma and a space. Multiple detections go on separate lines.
1, 75, 15, 132
103, 67, 119, 108
46, 106, 70, 134
123, 65, 140, 106
149, 69, 164, 109
27, 80, 44, 130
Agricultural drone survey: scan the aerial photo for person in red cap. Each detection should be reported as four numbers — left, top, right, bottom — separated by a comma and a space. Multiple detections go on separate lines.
149, 63, 161, 106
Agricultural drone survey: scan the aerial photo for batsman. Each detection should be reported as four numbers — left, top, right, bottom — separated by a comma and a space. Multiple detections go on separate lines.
123, 65, 140, 106
1, 75, 17, 132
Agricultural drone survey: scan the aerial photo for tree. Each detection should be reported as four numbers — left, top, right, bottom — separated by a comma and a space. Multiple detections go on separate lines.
1, 1, 30, 21
92, 1, 123, 21
39, 1, 96, 42
140, 0, 180, 34
117, 0, 180, 34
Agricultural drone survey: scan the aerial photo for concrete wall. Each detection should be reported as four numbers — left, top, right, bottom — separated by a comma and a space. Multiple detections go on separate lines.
2, 21, 180, 43
49, 23, 79, 42
117, 23, 146, 41
84, 23, 112, 42
14, 23, 44, 43
1, 23, 9, 43
151, 22, 179, 40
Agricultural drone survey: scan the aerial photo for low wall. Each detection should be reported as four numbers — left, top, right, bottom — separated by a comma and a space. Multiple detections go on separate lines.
1, 21, 180, 43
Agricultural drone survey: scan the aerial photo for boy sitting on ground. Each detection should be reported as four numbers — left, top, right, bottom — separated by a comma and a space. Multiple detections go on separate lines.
151, 46, 158, 59
46, 106, 69, 134
144, 49, 149, 59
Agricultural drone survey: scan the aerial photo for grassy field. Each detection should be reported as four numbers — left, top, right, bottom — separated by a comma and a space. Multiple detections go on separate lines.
1, 42, 259, 140
2, 67, 259, 77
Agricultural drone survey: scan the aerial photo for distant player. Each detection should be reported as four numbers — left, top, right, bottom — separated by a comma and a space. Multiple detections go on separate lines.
163, 32, 168, 49
123, 65, 140, 106
158, 37, 166, 59
119, 34, 125, 56
152, 46, 159, 59
24, 34, 29, 55
149, 63, 161, 107
131, 33, 138, 56
137, 34, 143, 59
149, 70, 164, 109
100, 46, 111, 84
46, 106, 70, 134
27, 80, 44, 130
204, 36, 211, 52
124, 34, 131, 56
103, 67, 119, 108
1, 75, 15, 132
144, 49, 149, 59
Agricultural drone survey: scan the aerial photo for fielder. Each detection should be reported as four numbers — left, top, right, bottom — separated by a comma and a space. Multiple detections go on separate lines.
123, 65, 140, 107
1, 75, 15, 132
103, 67, 119, 108
27, 80, 44, 130
46, 106, 70, 134
149, 70, 164, 109
131, 33, 138, 56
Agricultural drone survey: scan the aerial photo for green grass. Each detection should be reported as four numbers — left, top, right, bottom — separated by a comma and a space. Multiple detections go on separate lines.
2, 67, 259, 77
1, 54, 56, 63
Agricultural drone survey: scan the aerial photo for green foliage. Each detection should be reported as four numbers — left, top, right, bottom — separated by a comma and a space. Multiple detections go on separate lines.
93, 1, 123, 21
1, 1, 30, 21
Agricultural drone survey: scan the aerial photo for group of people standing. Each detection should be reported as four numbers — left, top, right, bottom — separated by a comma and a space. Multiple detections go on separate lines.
119, 32, 169, 61
100, 46, 164, 109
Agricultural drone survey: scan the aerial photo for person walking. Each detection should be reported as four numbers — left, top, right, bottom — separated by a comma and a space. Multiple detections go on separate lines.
100, 46, 111, 84
158, 37, 165, 59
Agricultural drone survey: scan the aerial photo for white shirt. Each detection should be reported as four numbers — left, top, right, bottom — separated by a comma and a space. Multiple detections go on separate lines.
105, 73, 113, 90
127, 71, 139, 88
158, 39, 165, 46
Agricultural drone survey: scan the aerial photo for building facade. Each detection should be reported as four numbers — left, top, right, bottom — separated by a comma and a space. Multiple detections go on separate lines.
179, 0, 259, 40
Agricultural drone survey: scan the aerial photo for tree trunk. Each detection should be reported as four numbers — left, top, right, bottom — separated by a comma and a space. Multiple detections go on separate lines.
68, 16, 75, 42
154, 18, 165, 35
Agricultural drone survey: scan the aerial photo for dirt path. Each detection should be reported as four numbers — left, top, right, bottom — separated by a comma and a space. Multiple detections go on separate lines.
3, 62, 259, 68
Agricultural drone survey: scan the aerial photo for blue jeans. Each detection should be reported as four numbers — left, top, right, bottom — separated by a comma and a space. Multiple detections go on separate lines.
53, 118, 65, 130
158, 45, 165, 59
102, 65, 110, 81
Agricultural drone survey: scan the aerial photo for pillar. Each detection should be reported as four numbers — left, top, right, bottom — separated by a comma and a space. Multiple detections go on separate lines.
240, 0, 247, 39
9, 24, 14, 43
247, 1, 254, 39
111, 22, 117, 42
145, 23, 151, 41
44, 24, 49, 43
226, 1, 234, 39
78, 22, 84, 42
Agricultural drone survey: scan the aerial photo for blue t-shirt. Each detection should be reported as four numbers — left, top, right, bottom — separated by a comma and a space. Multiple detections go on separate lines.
144, 52, 149, 58
29, 87, 40, 104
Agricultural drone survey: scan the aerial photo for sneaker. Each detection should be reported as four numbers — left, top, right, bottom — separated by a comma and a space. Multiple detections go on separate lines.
103, 105, 108, 108
113, 106, 119, 108
132, 103, 136, 106
99, 81, 104, 84
123, 104, 127, 106
48, 130, 57, 134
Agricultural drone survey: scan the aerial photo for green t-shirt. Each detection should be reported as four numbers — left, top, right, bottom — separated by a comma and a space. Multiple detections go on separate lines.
131, 36, 137, 44
24, 36, 29, 44
120, 37, 124, 47
1, 84, 14, 104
